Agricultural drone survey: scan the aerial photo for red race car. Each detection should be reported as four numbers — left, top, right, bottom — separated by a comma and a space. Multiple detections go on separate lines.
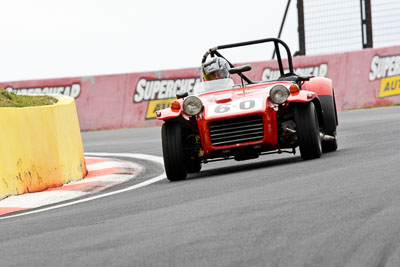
157, 38, 338, 181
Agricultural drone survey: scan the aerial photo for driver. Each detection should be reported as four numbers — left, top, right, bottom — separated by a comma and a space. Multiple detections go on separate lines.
202, 57, 232, 81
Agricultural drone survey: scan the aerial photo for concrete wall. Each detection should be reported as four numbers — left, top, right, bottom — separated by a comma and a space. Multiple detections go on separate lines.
0, 98, 87, 200
1, 45, 400, 130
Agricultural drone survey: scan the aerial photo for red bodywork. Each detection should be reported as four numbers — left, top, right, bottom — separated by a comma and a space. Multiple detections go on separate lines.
157, 77, 333, 159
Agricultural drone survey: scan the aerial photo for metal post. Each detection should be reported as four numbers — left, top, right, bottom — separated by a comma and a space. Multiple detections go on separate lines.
272, 0, 291, 59
297, 0, 306, 55
360, 0, 373, 48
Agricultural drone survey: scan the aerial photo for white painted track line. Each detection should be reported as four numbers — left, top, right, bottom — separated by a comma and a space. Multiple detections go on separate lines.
0, 153, 166, 220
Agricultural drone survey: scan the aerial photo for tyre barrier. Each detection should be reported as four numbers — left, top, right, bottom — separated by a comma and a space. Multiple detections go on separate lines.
0, 97, 87, 200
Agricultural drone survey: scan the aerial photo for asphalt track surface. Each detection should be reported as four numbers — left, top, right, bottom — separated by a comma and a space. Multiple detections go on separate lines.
1, 106, 400, 266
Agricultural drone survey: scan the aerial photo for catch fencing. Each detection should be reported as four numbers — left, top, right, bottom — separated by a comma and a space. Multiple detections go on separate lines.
300, 0, 400, 55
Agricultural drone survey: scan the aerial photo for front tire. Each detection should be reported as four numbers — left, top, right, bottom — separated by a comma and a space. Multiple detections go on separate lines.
186, 159, 202, 173
294, 102, 322, 160
161, 123, 187, 181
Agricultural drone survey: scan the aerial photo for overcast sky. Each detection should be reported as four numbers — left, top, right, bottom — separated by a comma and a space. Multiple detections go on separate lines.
0, 0, 298, 82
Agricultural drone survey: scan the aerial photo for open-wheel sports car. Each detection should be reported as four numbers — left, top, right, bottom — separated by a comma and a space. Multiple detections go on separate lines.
156, 37, 338, 181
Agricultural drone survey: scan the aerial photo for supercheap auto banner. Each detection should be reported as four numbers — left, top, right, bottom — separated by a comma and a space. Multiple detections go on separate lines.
1, 45, 399, 130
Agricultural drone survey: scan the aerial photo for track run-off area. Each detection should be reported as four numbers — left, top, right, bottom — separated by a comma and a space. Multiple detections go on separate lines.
1, 106, 400, 266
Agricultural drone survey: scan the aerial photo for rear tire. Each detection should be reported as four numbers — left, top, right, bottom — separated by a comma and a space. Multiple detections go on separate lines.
322, 130, 338, 153
320, 94, 338, 153
161, 123, 187, 181
294, 102, 322, 160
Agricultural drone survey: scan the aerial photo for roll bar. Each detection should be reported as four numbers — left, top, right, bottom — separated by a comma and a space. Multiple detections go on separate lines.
202, 38, 295, 84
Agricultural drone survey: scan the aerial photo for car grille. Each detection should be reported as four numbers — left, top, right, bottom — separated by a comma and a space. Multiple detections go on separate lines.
209, 115, 264, 146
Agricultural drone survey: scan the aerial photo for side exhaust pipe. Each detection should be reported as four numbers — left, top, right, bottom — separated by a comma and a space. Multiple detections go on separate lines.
320, 133, 336, 142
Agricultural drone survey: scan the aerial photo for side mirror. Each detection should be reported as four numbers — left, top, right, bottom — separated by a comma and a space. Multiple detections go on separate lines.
229, 65, 252, 75
176, 91, 189, 99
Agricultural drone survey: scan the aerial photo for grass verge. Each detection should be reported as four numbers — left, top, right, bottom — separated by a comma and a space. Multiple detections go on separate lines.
0, 88, 57, 107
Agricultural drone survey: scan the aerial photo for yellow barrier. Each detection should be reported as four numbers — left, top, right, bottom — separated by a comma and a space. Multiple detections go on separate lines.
0, 98, 87, 200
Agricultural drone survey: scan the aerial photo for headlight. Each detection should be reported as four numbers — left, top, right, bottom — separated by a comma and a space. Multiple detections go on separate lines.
183, 96, 203, 116
269, 84, 289, 104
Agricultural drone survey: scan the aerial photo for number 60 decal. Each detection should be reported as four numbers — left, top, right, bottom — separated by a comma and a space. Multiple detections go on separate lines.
214, 100, 256, 114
